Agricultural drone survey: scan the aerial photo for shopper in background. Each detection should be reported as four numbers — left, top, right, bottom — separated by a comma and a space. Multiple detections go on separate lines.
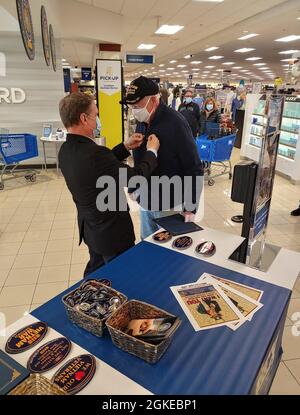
58, 92, 160, 277
178, 89, 201, 138
159, 87, 169, 105
199, 97, 222, 135
291, 203, 300, 216
169, 85, 181, 110
121, 76, 203, 240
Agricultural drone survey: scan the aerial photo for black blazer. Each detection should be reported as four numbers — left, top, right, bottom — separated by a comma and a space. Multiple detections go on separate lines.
59, 134, 157, 256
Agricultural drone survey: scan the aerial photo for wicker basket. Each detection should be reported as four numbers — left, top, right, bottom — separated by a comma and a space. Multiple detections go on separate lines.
9, 374, 66, 395
62, 279, 127, 337
106, 300, 181, 364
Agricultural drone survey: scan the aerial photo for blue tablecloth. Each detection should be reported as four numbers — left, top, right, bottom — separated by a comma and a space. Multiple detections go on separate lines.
32, 242, 290, 395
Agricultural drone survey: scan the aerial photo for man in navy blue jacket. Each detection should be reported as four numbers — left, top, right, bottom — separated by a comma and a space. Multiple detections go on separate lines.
122, 77, 204, 239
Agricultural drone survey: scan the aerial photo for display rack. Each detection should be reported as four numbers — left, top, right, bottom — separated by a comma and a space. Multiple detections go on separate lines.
241, 94, 300, 183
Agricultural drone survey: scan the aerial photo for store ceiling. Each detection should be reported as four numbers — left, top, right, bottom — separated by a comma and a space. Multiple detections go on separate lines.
66, 0, 300, 82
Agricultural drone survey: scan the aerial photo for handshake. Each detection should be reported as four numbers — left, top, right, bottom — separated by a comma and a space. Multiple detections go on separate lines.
124, 133, 160, 152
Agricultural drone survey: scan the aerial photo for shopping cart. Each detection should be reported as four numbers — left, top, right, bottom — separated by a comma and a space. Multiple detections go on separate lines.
0, 134, 39, 190
196, 133, 236, 186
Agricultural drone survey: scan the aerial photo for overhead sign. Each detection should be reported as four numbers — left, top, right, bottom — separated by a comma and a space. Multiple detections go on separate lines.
63, 68, 71, 93
125, 54, 154, 64
96, 59, 123, 149
81, 67, 92, 81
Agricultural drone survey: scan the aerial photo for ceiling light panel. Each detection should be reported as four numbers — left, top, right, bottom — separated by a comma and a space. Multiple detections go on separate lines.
238, 33, 259, 40
234, 48, 256, 53
155, 25, 184, 35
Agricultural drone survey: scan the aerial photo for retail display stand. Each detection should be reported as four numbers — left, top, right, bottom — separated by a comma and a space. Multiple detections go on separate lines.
230, 95, 285, 271
241, 94, 300, 183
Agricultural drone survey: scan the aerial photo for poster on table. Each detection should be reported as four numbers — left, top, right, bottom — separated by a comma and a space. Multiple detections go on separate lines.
96, 59, 123, 149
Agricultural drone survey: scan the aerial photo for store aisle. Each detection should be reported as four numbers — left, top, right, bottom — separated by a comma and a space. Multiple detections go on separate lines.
0, 152, 299, 394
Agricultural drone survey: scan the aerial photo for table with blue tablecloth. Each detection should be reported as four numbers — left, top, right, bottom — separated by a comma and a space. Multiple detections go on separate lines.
1, 227, 299, 395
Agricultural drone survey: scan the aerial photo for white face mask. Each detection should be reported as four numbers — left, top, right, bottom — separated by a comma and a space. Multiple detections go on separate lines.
132, 97, 152, 123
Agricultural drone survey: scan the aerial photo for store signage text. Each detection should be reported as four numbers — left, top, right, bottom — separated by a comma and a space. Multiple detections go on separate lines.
0, 87, 26, 104
99, 76, 119, 81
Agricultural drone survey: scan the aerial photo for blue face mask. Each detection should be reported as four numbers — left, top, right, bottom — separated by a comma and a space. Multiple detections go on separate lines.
184, 97, 193, 104
93, 116, 101, 138
206, 104, 214, 111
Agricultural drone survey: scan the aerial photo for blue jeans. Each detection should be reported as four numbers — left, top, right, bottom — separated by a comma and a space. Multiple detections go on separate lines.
140, 209, 176, 240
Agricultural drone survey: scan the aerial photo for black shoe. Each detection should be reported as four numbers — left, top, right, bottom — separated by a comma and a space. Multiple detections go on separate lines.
291, 207, 300, 216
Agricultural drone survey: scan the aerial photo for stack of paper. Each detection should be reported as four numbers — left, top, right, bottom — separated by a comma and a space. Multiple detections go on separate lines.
171, 273, 263, 331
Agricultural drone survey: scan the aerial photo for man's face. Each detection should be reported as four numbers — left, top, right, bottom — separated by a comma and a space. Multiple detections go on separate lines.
130, 95, 154, 111
81, 101, 98, 139
185, 92, 193, 99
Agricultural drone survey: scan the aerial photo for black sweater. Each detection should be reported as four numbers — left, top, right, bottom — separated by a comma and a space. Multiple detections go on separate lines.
132, 101, 203, 211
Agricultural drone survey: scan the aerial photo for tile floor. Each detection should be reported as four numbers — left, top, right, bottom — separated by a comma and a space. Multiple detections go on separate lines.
0, 147, 300, 394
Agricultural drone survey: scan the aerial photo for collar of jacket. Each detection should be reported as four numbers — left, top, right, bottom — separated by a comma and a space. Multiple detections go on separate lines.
148, 100, 167, 127
66, 133, 95, 144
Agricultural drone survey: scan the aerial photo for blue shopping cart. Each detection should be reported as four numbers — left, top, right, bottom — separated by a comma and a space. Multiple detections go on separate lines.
0, 134, 38, 190
196, 132, 236, 186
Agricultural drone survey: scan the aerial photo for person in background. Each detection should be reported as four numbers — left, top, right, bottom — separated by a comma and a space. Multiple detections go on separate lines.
291, 203, 300, 216
199, 97, 222, 135
121, 76, 203, 240
178, 89, 201, 138
159, 87, 169, 105
58, 92, 159, 277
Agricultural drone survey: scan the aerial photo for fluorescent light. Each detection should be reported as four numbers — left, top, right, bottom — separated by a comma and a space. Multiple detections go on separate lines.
177, 64, 186, 68
184, 54, 192, 59
280, 58, 297, 62
191, 60, 202, 64
222, 62, 235, 65
137, 44, 156, 50
275, 35, 300, 42
170, 60, 177, 63
245, 57, 262, 61
167, 67, 175, 70
158, 69, 165, 72
159, 64, 165, 67
182, 70, 189, 73
205, 46, 219, 51
205, 65, 215, 68
216, 69, 223, 71
240, 69, 249, 72
278, 50, 300, 54
192, 68, 200, 71
209, 55, 224, 60
253, 63, 266, 66
234, 48, 255, 53
193, 0, 224, 3
232, 66, 242, 69
155, 25, 184, 35
238, 33, 259, 40
61, 58, 67, 62
203, 71, 211, 73
258, 67, 269, 70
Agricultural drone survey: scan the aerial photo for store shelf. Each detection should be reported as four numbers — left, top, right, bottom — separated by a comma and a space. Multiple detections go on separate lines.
280, 128, 299, 135
250, 132, 263, 138
251, 123, 264, 127
249, 142, 261, 149
282, 115, 300, 121
279, 141, 297, 149
278, 153, 295, 161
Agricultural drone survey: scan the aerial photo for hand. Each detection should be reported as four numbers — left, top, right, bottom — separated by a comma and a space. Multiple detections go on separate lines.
183, 211, 195, 223
147, 134, 160, 152
125, 133, 144, 150
128, 191, 139, 202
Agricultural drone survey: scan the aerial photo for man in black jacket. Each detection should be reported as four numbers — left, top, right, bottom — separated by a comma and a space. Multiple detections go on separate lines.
178, 89, 201, 138
58, 92, 159, 276
122, 77, 203, 239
